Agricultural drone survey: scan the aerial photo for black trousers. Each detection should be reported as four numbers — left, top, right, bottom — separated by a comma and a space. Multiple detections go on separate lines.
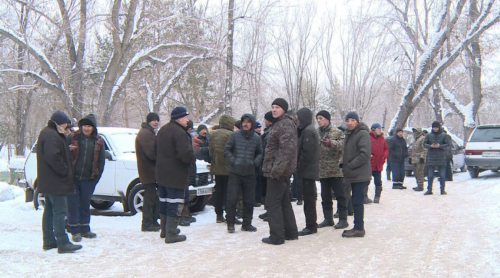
265, 176, 298, 242
255, 169, 263, 203
226, 173, 255, 225
214, 175, 229, 216
320, 177, 348, 220
371, 171, 383, 197
142, 183, 160, 227
302, 178, 317, 230
291, 173, 303, 201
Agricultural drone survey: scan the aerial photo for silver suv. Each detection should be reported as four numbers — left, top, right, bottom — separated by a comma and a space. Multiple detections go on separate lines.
465, 124, 500, 178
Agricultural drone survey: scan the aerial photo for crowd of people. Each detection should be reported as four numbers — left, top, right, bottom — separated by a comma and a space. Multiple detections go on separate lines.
38, 98, 453, 252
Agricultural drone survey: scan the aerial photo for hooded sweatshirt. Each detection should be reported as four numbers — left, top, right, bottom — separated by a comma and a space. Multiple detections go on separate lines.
296, 108, 320, 181
224, 114, 263, 176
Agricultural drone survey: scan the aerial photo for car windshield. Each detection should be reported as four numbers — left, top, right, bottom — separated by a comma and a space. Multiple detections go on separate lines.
470, 127, 500, 142
110, 132, 137, 153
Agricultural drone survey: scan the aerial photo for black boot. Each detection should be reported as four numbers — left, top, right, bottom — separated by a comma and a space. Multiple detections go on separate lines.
441, 186, 447, 195
363, 186, 372, 204
227, 223, 235, 233
374, 186, 382, 203
413, 185, 424, 191
179, 217, 191, 226
57, 242, 83, 254
373, 196, 380, 203
334, 220, 349, 229
333, 209, 339, 219
159, 214, 166, 238
165, 217, 186, 244
298, 227, 317, 236
318, 210, 334, 228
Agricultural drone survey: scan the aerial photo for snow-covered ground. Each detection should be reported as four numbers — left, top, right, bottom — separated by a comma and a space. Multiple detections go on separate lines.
1, 171, 499, 277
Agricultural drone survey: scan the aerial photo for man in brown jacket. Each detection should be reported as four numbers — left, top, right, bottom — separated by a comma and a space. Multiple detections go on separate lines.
261, 98, 299, 245
155, 107, 195, 244
135, 113, 160, 233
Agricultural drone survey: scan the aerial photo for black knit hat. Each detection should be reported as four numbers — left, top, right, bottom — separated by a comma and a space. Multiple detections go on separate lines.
171, 106, 189, 120
187, 120, 194, 129
272, 98, 288, 112
264, 111, 275, 123
345, 111, 360, 122
146, 112, 160, 123
197, 124, 207, 133
316, 110, 331, 122
50, 110, 70, 125
432, 121, 441, 128
234, 120, 241, 129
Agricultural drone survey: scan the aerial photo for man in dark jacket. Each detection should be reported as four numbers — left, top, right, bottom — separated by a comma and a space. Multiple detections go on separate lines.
387, 128, 408, 189
262, 98, 299, 245
209, 115, 236, 223
316, 110, 348, 230
295, 108, 320, 236
424, 121, 450, 195
156, 107, 195, 243
135, 113, 161, 233
193, 124, 211, 163
367, 123, 389, 203
257, 111, 275, 220
224, 114, 263, 233
67, 114, 105, 242
341, 111, 371, 238
38, 111, 82, 253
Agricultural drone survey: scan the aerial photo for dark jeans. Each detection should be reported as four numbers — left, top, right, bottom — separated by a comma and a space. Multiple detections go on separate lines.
371, 171, 383, 197
42, 194, 70, 245
158, 186, 185, 218
265, 176, 298, 242
351, 181, 369, 230
428, 165, 446, 190
389, 161, 405, 183
214, 175, 229, 216
142, 183, 160, 227
291, 172, 303, 201
255, 170, 263, 204
302, 178, 317, 230
67, 179, 97, 234
226, 173, 255, 225
320, 177, 348, 220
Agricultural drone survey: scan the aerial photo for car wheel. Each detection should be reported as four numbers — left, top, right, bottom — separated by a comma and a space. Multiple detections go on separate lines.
405, 170, 413, 177
90, 200, 115, 210
189, 195, 210, 213
492, 169, 499, 173
468, 167, 479, 178
127, 183, 145, 215
33, 187, 45, 210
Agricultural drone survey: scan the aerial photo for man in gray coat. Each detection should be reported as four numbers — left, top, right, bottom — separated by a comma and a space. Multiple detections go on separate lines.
424, 121, 450, 195
224, 114, 263, 233
341, 111, 371, 238
295, 108, 320, 236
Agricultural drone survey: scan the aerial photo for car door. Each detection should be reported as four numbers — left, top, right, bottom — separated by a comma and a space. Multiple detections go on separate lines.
451, 140, 465, 169
93, 135, 116, 196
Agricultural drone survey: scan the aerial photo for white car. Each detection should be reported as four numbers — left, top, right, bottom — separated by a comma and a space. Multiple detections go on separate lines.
21, 127, 214, 214
465, 124, 500, 178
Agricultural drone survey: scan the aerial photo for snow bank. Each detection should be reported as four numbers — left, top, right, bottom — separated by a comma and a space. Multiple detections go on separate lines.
0, 182, 23, 202
0, 159, 8, 172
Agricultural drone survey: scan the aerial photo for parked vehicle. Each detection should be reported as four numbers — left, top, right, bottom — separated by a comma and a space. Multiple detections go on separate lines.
20, 127, 214, 214
403, 128, 466, 176
464, 124, 500, 178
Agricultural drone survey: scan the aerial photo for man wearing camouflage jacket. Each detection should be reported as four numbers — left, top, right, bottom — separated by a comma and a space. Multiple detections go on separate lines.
411, 128, 427, 191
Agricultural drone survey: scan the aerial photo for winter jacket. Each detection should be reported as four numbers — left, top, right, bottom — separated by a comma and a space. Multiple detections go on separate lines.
318, 123, 344, 179
296, 108, 319, 181
262, 111, 298, 179
209, 115, 236, 176
36, 121, 75, 194
411, 129, 427, 164
155, 120, 195, 189
424, 128, 450, 167
370, 132, 389, 171
342, 122, 372, 184
135, 122, 157, 184
387, 135, 408, 163
444, 133, 453, 160
193, 134, 211, 163
224, 114, 263, 176
70, 114, 105, 182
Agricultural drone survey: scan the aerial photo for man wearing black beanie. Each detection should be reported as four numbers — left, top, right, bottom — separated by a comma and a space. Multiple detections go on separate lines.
136, 113, 161, 232
423, 121, 450, 195
271, 98, 289, 113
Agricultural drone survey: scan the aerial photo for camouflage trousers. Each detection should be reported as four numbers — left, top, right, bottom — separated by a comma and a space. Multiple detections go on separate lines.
414, 163, 425, 187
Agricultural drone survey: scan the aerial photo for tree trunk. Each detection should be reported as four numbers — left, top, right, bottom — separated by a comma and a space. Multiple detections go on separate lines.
224, 0, 235, 116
